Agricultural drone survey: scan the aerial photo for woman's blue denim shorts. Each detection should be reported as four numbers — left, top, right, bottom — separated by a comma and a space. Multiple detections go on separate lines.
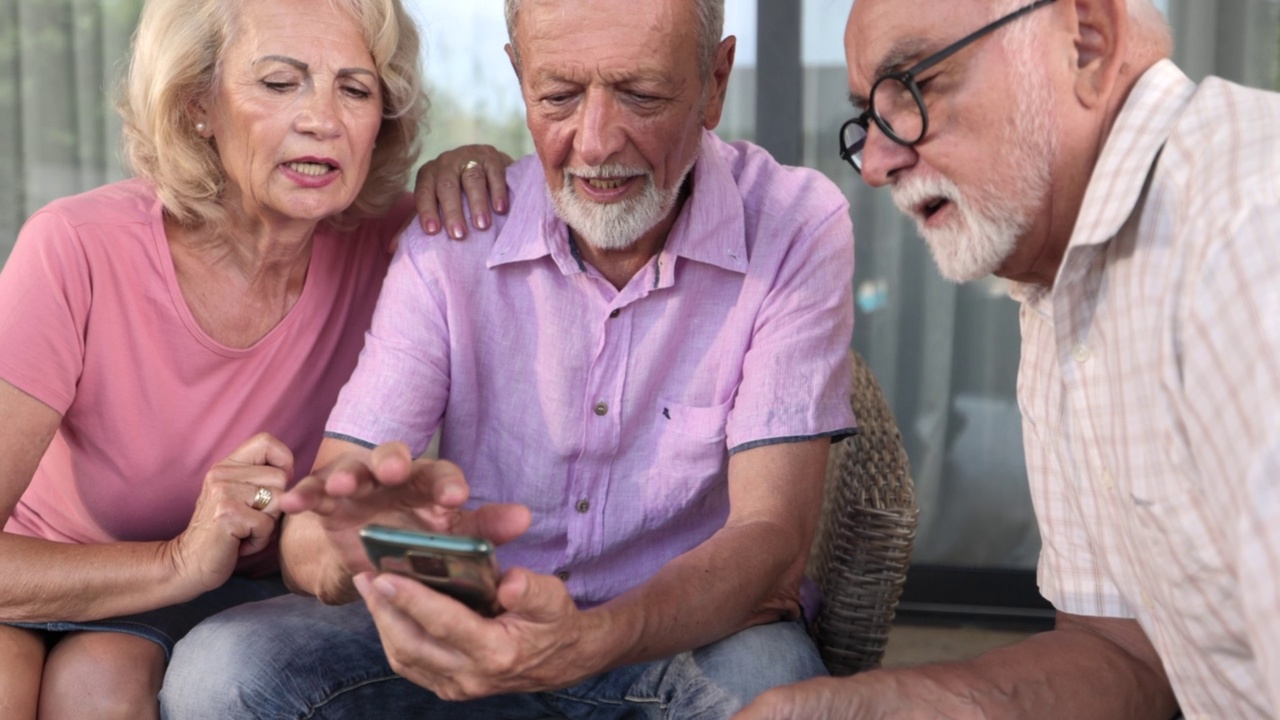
4, 574, 290, 659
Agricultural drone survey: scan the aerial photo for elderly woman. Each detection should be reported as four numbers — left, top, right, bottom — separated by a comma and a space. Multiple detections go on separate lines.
0, 0, 425, 716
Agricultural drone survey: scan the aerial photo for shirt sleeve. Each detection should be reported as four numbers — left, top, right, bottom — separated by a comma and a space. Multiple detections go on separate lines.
725, 184, 857, 452
324, 222, 450, 456
1183, 204, 1280, 710
0, 209, 92, 414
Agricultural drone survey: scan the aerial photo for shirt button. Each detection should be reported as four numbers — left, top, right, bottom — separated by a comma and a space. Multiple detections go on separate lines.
594, 402, 608, 416
1072, 343, 1092, 363
1102, 469, 1114, 490
556, 571, 570, 582
1141, 590, 1154, 610
576, 498, 590, 513
609, 308, 620, 318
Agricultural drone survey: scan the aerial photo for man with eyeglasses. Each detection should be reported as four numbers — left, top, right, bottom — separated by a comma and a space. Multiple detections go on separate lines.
422, 0, 1280, 716
736, 0, 1280, 718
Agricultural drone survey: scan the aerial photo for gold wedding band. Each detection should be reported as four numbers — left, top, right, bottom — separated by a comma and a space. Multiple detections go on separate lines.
250, 486, 273, 511
461, 159, 481, 173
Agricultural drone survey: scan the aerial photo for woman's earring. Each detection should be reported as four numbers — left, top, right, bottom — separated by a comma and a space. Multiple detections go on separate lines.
196, 122, 207, 134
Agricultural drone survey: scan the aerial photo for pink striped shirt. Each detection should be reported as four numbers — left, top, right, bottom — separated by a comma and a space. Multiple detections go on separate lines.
327, 130, 857, 608
1017, 60, 1280, 717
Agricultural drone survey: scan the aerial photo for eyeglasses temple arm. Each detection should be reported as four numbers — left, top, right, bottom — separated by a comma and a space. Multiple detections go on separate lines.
906, 0, 1060, 78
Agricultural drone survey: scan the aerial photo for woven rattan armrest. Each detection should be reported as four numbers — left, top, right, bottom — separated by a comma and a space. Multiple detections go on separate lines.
807, 350, 919, 676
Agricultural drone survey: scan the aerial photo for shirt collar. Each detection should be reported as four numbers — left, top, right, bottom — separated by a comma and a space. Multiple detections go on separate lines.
660, 130, 748, 275
1011, 61, 1194, 305
1065, 59, 1196, 252
487, 129, 748, 278
485, 177, 564, 270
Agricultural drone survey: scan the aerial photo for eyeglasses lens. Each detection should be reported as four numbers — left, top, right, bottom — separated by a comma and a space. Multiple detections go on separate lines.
871, 76, 924, 145
841, 122, 867, 171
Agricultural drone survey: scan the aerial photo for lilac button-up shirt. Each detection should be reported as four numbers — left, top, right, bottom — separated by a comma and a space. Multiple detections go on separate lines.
327, 130, 856, 608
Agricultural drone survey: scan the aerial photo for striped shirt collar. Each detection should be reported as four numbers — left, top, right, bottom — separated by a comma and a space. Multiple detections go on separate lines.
1012, 60, 1197, 305
1065, 59, 1196, 253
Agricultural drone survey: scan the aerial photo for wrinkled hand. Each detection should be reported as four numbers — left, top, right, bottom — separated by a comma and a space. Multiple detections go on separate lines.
413, 144, 514, 239
355, 565, 596, 699
165, 432, 291, 595
281, 441, 530, 601
733, 672, 950, 720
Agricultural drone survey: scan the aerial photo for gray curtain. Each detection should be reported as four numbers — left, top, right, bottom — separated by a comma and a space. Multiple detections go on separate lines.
0, 0, 141, 261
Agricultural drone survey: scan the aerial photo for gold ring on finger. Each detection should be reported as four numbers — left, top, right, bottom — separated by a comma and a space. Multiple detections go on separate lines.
461, 160, 481, 173
250, 486, 273, 511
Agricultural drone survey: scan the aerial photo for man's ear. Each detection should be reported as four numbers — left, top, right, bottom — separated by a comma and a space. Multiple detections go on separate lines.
702, 36, 736, 130
504, 43, 522, 82
1070, 0, 1128, 109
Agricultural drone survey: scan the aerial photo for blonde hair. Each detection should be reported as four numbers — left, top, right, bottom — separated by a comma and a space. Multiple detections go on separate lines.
118, 0, 426, 229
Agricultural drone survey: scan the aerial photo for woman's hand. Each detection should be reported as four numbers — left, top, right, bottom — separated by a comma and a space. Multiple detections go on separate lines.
163, 432, 292, 595
413, 144, 514, 239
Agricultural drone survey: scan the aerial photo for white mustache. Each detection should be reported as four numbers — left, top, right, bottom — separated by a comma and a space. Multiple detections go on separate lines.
891, 174, 962, 218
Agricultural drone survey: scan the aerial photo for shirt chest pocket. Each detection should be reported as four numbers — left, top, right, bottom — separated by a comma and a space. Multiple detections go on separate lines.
644, 399, 732, 508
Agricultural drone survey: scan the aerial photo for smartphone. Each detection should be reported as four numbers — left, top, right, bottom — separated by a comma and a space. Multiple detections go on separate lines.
358, 525, 501, 617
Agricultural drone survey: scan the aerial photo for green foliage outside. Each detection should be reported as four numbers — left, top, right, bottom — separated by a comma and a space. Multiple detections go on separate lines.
417, 88, 534, 173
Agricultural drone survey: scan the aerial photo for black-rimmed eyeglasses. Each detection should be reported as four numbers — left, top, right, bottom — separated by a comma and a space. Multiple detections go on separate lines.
838, 0, 1059, 174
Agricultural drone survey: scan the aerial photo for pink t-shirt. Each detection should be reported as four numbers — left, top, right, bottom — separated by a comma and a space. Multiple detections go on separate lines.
0, 178, 411, 576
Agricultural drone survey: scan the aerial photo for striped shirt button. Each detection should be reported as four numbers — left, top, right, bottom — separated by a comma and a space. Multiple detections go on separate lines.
594, 402, 608, 416
1072, 343, 1093, 363
576, 498, 590, 513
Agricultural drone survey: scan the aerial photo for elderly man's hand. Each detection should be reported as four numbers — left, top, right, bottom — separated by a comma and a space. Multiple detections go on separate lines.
284, 441, 529, 535
280, 441, 531, 602
353, 565, 600, 699
413, 144, 514, 239
731, 676, 880, 720
732, 670, 979, 720
286, 441, 457, 525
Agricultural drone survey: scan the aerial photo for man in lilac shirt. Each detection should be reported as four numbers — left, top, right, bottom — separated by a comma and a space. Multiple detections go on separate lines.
161, 0, 854, 717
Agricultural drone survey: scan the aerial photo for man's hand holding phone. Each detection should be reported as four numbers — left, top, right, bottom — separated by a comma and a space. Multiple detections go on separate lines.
352, 560, 608, 700
278, 438, 530, 604
360, 525, 502, 617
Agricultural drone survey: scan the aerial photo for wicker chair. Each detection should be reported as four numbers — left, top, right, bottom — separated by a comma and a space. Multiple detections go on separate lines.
807, 349, 919, 676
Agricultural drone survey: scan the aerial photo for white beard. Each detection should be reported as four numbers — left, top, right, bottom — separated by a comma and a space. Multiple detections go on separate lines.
550, 161, 694, 252
892, 60, 1057, 283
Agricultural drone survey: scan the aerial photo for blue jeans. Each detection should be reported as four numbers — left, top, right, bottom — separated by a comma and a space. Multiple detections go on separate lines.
160, 593, 826, 719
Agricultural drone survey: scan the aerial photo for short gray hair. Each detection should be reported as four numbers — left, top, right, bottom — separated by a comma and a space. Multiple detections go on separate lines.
504, 0, 725, 79
992, 0, 1173, 59
1123, 0, 1175, 58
